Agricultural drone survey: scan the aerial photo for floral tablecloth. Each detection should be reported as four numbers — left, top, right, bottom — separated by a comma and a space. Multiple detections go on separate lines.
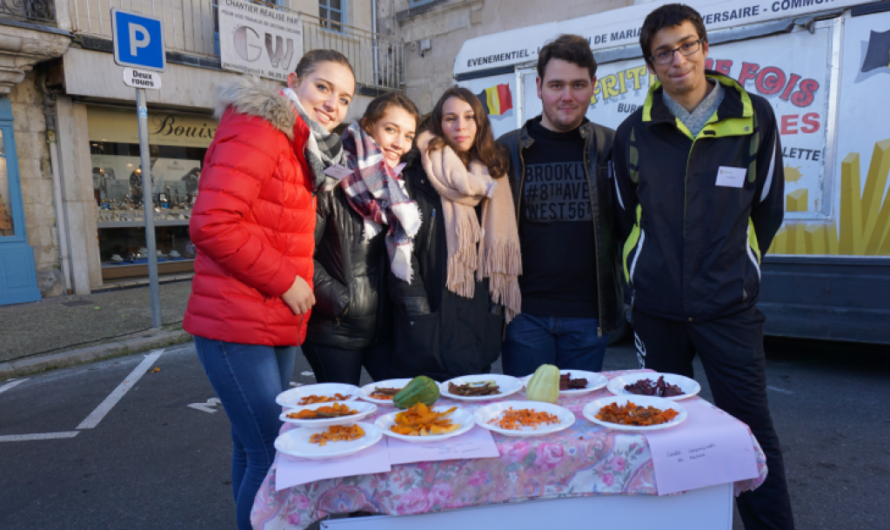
251, 369, 767, 530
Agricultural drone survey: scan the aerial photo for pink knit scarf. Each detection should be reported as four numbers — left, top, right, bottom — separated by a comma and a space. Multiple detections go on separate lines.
417, 131, 522, 322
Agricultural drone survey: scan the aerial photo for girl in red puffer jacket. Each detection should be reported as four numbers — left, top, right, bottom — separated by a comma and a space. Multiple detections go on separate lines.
183, 50, 355, 530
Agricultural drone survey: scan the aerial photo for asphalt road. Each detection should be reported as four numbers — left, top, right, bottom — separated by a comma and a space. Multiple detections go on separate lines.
0, 337, 888, 529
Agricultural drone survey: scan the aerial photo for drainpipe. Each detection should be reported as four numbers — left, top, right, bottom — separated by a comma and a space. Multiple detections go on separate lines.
372, 0, 378, 86
46, 104, 73, 294
40, 79, 73, 294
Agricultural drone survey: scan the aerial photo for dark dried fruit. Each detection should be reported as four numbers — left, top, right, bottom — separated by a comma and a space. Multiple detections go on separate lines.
559, 373, 588, 391
624, 376, 684, 397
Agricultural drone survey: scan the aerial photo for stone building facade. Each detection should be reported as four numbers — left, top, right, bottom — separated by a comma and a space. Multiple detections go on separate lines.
0, 0, 401, 305
8, 71, 63, 297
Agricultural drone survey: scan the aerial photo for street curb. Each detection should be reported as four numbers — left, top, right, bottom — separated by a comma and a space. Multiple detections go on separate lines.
0, 329, 193, 380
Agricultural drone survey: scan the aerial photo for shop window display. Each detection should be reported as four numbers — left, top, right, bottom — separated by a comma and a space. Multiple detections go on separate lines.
88, 106, 216, 279
91, 141, 205, 274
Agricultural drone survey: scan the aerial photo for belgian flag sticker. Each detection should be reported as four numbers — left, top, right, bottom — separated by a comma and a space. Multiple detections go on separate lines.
861, 29, 890, 73
476, 83, 514, 116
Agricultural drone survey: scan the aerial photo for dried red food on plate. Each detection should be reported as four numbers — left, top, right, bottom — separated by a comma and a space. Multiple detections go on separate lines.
559, 373, 588, 390
624, 376, 684, 397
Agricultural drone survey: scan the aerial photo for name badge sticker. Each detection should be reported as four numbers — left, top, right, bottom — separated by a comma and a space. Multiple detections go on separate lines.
715, 166, 746, 188
323, 164, 353, 180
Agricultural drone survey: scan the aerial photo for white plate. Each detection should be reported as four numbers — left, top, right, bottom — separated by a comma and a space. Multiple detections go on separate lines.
280, 401, 378, 428
606, 372, 701, 401
359, 379, 434, 406
274, 422, 382, 460
583, 395, 688, 432
440, 373, 524, 402
521, 370, 609, 397
474, 400, 575, 437
275, 383, 360, 408
376, 406, 475, 443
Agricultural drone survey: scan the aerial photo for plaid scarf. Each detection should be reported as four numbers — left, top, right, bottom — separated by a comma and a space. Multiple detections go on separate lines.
337, 122, 422, 282
281, 88, 345, 193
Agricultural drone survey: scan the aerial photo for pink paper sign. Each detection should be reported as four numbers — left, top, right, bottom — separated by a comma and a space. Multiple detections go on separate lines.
386, 427, 500, 465
645, 398, 760, 496
275, 440, 392, 491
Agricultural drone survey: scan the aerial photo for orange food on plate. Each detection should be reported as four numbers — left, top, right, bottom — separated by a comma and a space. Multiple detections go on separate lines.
286, 402, 358, 420
309, 424, 366, 446
390, 402, 461, 436
298, 393, 351, 406
489, 407, 560, 430
595, 401, 679, 426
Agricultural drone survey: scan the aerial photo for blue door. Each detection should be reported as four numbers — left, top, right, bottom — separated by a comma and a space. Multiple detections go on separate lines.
0, 97, 41, 305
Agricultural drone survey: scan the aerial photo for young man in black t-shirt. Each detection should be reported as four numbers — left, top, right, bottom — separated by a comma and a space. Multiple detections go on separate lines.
497, 35, 621, 377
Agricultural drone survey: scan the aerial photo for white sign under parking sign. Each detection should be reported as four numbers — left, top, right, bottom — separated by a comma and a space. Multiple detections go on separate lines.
123, 67, 162, 89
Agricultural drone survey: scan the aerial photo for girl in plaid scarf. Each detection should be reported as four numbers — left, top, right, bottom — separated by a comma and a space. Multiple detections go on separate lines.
303, 93, 421, 385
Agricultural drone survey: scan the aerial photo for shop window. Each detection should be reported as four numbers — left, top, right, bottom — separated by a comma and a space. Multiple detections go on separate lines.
88, 105, 216, 281
0, 130, 13, 237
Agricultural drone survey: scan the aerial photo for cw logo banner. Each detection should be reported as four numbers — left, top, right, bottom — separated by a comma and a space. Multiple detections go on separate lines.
476, 83, 514, 116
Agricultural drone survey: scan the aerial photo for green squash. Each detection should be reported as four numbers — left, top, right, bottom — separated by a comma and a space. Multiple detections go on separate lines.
393, 376, 440, 409
526, 364, 560, 403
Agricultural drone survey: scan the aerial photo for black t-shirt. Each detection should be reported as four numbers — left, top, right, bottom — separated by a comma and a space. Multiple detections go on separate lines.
518, 119, 598, 318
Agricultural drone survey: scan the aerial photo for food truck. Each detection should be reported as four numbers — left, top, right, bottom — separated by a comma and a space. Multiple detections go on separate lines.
455, 0, 890, 345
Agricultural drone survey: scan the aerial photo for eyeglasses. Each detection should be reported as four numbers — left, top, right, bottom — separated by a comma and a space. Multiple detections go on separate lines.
650, 39, 703, 65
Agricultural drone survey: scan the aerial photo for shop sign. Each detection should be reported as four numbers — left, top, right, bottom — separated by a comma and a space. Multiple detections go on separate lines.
516, 27, 832, 220
88, 106, 217, 148
123, 68, 162, 90
218, 0, 303, 82
454, 0, 871, 75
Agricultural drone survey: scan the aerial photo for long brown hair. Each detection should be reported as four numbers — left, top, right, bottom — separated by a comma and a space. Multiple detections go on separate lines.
427, 87, 509, 178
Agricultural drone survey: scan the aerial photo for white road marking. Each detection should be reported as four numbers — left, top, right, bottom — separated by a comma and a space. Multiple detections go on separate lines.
289, 382, 303, 388
301, 371, 314, 377
0, 378, 28, 395
0, 431, 80, 442
188, 398, 221, 413
76, 349, 165, 430
767, 386, 794, 394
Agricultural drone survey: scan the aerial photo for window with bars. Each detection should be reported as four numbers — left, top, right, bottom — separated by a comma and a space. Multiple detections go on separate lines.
319, 0, 345, 32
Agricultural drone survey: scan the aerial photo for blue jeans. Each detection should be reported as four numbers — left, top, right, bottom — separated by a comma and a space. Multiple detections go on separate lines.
501, 314, 608, 377
193, 336, 296, 530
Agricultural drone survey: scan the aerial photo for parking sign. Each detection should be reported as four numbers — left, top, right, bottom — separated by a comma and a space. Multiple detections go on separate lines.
111, 9, 166, 71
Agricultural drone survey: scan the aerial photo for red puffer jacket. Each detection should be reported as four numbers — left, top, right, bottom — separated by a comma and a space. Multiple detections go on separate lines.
183, 77, 315, 346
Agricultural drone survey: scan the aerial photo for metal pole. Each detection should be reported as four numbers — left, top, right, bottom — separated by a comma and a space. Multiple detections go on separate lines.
136, 87, 162, 328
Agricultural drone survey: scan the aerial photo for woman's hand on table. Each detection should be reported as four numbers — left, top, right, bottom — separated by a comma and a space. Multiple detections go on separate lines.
282, 275, 316, 315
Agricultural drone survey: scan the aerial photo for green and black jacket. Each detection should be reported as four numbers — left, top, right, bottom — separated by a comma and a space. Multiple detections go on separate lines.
612, 71, 785, 322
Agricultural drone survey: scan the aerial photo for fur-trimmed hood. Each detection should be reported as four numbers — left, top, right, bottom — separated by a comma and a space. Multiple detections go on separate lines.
214, 76, 296, 139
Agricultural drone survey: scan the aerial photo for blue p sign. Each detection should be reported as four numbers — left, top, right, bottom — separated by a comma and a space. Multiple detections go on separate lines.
112, 9, 166, 71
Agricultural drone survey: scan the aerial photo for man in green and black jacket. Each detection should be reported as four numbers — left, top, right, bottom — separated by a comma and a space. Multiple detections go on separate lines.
612, 4, 792, 530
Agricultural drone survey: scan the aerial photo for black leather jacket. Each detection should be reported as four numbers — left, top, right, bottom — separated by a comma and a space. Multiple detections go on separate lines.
306, 187, 392, 349
497, 117, 623, 335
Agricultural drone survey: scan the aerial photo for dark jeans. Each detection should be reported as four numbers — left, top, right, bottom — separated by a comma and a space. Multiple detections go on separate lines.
193, 336, 296, 530
501, 313, 609, 377
302, 341, 393, 385
632, 307, 794, 530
